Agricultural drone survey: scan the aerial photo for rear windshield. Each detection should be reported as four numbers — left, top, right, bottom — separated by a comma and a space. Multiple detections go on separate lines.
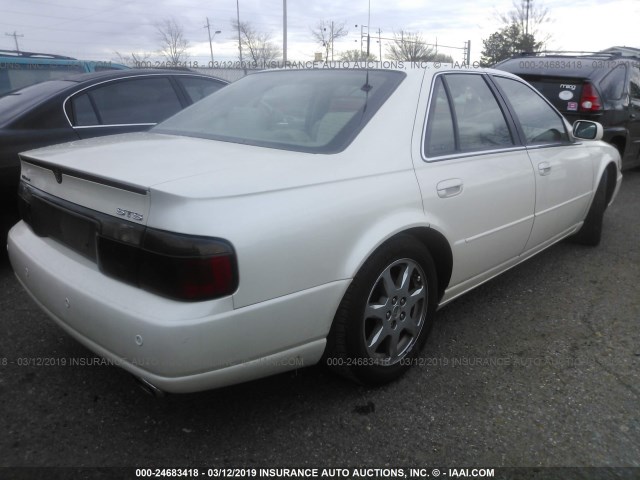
154, 69, 405, 154
518, 75, 585, 113
0, 80, 73, 126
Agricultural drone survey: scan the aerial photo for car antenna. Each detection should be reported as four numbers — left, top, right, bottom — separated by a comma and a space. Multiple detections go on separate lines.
361, 71, 372, 93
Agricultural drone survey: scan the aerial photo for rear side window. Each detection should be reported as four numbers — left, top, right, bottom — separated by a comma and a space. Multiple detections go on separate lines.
71, 93, 99, 126
424, 74, 514, 158
630, 66, 640, 102
74, 77, 183, 125
424, 78, 455, 156
494, 76, 569, 145
178, 77, 224, 103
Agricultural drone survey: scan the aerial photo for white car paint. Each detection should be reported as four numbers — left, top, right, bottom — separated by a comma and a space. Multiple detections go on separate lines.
7, 66, 622, 393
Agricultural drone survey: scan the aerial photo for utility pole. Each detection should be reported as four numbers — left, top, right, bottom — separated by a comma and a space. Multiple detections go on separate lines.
366, 0, 371, 57
357, 26, 383, 60
331, 21, 334, 61
357, 25, 365, 55
236, 0, 245, 73
323, 22, 335, 61
464, 40, 471, 65
204, 18, 221, 66
283, 0, 287, 65
5, 31, 24, 51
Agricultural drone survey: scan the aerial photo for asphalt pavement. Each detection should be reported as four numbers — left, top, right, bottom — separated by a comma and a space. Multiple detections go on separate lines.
0, 170, 639, 474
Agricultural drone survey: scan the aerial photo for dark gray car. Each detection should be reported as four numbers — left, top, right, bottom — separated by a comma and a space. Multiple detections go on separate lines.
495, 51, 640, 170
0, 69, 227, 195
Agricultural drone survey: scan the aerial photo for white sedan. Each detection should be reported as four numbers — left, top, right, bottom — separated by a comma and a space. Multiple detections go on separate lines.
8, 66, 622, 394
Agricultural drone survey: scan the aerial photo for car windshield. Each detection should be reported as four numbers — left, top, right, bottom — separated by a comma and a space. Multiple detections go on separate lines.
0, 80, 73, 126
154, 69, 405, 153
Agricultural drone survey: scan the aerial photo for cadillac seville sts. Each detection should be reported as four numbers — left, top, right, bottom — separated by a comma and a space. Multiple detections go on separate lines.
7, 66, 622, 394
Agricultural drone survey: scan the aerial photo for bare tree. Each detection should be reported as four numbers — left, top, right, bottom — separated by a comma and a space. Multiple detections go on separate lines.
339, 49, 377, 62
310, 20, 348, 61
114, 51, 153, 68
432, 52, 455, 63
231, 20, 281, 66
386, 30, 434, 62
498, 0, 550, 43
156, 18, 190, 64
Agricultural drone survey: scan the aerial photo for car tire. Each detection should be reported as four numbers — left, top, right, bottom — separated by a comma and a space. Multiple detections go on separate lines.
324, 234, 438, 385
572, 171, 608, 246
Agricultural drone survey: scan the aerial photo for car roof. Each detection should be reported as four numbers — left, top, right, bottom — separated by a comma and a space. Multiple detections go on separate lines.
0, 49, 77, 60
57, 68, 228, 85
0, 50, 128, 70
0, 68, 228, 102
495, 51, 638, 79
0, 69, 228, 127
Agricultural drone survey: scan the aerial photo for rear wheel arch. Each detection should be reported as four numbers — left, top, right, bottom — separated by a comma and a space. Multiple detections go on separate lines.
604, 162, 618, 206
348, 226, 452, 303
401, 227, 452, 302
608, 135, 626, 158
571, 168, 610, 246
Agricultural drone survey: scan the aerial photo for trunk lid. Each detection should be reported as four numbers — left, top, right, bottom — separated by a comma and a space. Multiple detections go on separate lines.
18, 130, 366, 206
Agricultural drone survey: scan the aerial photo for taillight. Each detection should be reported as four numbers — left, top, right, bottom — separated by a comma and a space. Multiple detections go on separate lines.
97, 228, 238, 302
579, 82, 602, 112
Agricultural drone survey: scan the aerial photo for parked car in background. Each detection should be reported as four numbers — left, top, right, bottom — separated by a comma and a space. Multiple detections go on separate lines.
8, 66, 621, 394
0, 69, 227, 194
0, 49, 128, 96
495, 51, 640, 170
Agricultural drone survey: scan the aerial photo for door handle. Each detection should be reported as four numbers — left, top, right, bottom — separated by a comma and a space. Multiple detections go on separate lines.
538, 162, 552, 176
437, 178, 463, 198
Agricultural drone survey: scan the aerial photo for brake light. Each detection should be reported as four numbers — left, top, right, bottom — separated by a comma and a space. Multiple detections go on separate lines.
97, 229, 238, 302
18, 182, 238, 301
579, 82, 602, 112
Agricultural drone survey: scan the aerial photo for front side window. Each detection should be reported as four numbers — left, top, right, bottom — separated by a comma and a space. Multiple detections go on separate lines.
599, 64, 626, 100
424, 73, 514, 158
74, 77, 183, 126
494, 76, 569, 145
154, 69, 405, 154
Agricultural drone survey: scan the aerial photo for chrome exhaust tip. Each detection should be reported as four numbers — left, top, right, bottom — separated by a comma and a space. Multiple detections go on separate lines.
134, 376, 166, 398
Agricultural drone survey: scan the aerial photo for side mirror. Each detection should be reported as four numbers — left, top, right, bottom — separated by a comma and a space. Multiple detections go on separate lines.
573, 120, 603, 141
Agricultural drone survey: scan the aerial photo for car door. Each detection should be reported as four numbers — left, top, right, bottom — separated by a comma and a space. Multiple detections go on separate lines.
627, 64, 640, 165
413, 72, 536, 289
65, 76, 185, 140
492, 75, 594, 250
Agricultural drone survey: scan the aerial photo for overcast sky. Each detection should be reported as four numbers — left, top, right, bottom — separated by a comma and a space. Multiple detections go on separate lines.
1, 0, 638, 65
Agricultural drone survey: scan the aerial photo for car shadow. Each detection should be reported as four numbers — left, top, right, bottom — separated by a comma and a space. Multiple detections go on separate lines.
1, 194, 19, 269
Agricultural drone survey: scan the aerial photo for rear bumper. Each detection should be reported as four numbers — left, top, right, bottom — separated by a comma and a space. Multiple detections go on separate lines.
8, 221, 348, 393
